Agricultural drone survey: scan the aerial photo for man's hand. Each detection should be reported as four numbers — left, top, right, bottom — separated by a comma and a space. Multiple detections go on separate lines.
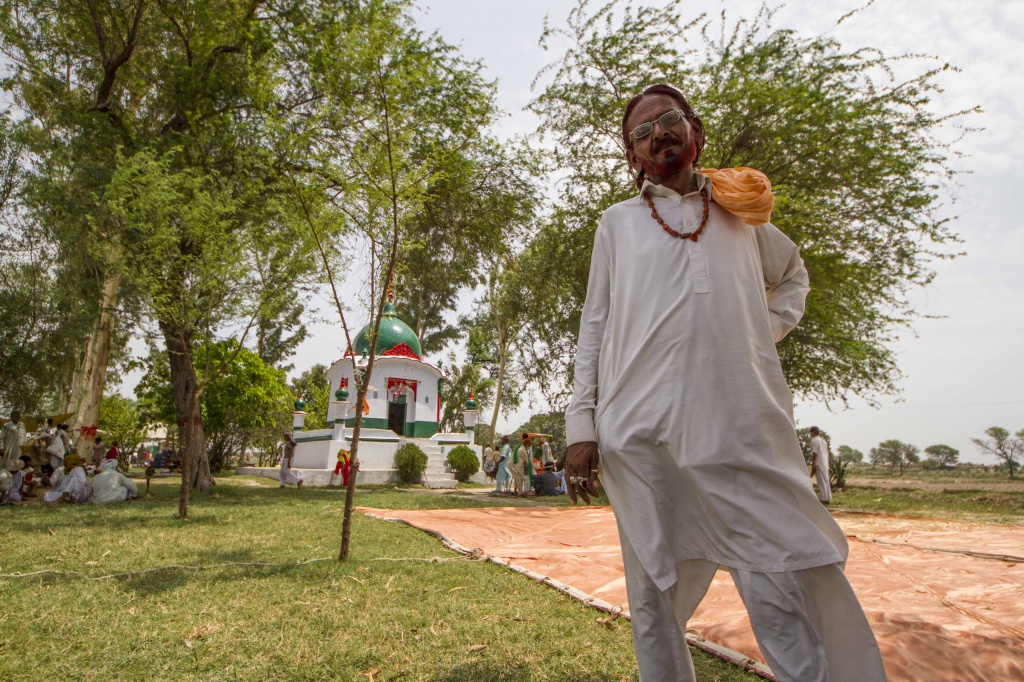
565, 441, 601, 505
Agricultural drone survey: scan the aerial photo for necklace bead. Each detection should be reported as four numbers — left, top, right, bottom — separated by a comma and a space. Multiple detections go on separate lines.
645, 188, 710, 242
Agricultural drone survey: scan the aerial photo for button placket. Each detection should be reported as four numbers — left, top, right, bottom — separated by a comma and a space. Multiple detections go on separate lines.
686, 199, 710, 294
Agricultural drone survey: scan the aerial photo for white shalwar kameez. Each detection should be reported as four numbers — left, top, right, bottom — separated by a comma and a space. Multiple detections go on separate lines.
810, 435, 832, 503
566, 174, 885, 682
91, 469, 139, 504
279, 441, 303, 487
43, 466, 91, 503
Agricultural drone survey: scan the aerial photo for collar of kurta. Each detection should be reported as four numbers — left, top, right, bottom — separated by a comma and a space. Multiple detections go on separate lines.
638, 170, 712, 203
639, 167, 775, 226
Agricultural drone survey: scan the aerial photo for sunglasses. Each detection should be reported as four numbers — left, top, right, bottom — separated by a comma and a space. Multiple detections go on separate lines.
630, 109, 686, 142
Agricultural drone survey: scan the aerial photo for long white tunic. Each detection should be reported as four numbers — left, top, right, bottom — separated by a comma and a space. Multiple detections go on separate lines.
811, 435, 832, 502
90, 470, 139, 504
43, 466, 91, 503
566, 174, 847, 591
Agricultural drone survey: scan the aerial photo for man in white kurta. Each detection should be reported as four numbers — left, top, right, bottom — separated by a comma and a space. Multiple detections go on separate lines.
564, 85, 885, 682
91, 465, 139, 504
810, 427, 832, 504
2, 410, 25, 470
43, 455, 91, 503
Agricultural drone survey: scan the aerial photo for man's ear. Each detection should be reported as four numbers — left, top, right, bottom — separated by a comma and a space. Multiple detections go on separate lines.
625, 146, 642, 173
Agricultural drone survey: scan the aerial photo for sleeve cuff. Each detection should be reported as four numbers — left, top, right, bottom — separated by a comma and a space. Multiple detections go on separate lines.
565, 412, 598, 446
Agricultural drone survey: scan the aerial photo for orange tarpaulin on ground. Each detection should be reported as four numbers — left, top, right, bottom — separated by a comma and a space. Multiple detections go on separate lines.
359, 506, 1024, 682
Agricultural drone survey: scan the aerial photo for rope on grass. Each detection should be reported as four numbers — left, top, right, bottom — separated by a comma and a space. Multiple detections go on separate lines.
359, 511, 778, 681
0, 557, 336, 581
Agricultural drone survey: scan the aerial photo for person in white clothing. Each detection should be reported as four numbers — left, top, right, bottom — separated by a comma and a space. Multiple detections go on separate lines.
44, 454, 91, 503
809, 426, 832, 504
7, 458, 25, 501
45, 421, 68, 474
563, 84, 885, 682
91, 464, 139, 504
495, 436, 512, 493
279, 431, 304, 488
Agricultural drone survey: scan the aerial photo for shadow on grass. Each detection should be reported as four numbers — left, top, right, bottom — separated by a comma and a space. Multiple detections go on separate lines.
434, 662, 632, 682
115, 545, 335, 597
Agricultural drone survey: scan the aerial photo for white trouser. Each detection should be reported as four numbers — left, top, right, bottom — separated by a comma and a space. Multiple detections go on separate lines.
619, 527, 886, 682
279, 459, 302, 486
495, 465, 510, 491
815, 465, 832, 503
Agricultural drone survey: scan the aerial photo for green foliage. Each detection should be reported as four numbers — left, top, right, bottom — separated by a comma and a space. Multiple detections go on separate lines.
829, 458, 849, 491
438, 355, 495, 434
446, 445, 480, 483
870, 439, 920, 476
136, 342, 291, 472
396, 142, 542, 354
836, 445, 865, 465
971, 427, 1023, 479
290, 365, 330, 432
923, 444, 960, 469
511, 412, 568, 457
526, 0, 972, 405
461, 255, 534, 442
393, 443, 427, 485
97, 395, 147, 464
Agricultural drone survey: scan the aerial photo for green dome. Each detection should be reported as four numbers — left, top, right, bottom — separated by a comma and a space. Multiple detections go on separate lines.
352, 303, 422, 358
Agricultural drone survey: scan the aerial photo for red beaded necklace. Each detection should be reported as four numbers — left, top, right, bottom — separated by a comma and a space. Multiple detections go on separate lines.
645, 187, 710, 242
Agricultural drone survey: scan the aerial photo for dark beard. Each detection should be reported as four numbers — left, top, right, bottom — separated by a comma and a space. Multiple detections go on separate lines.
639, 153, 685, 179
639, 138, 698, 180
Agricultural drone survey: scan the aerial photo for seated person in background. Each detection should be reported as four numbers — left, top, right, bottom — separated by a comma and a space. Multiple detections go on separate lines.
6, 458, 25, 501
91, 461, 139, 504
7, 457, 37, 501
17, 456, 38, 498
534, 462, 560, 497
44, 453, 92, 504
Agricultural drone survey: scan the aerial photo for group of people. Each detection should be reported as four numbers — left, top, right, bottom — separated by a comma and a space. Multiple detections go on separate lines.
0, 410, 139, 505
485, 434, 567, 497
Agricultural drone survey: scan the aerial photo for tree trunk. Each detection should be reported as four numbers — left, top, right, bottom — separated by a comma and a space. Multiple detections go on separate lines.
69, 267, 121, 457
489, 344, 508, 448
162, 324, 214, 519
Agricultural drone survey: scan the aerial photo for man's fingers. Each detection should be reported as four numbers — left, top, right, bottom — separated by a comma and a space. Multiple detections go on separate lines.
567, 478, 578, 504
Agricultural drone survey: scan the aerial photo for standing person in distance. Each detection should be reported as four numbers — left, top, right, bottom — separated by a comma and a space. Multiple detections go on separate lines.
809, 426, 832, 505
563, 84, 886, 682
495, 435, 512, 494
279, 431, 304, 489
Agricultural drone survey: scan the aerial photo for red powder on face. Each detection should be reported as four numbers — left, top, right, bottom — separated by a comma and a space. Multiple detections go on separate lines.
639, 137, 697, 180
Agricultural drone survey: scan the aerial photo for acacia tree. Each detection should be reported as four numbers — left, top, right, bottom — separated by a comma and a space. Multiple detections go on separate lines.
972, 427, 1022, 479
461, 256, 537, 448
870, 439, 919, 477
396, 142, 541, 355
1, 0, 330, 517
289, 0, 503, 560
923, 444, 960, 469
835, 445, 865, 465
526, 0, 972, 406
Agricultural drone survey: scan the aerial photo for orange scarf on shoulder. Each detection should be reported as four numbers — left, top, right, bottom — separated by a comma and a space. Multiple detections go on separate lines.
698, 167, 774, 226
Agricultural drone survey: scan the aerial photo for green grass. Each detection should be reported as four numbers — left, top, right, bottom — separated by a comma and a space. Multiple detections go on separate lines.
0, 477, 751, 682
831, 485, 1024, 523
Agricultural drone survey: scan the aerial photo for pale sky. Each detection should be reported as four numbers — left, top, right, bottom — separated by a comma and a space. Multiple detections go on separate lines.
131, 1, 1024, 464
